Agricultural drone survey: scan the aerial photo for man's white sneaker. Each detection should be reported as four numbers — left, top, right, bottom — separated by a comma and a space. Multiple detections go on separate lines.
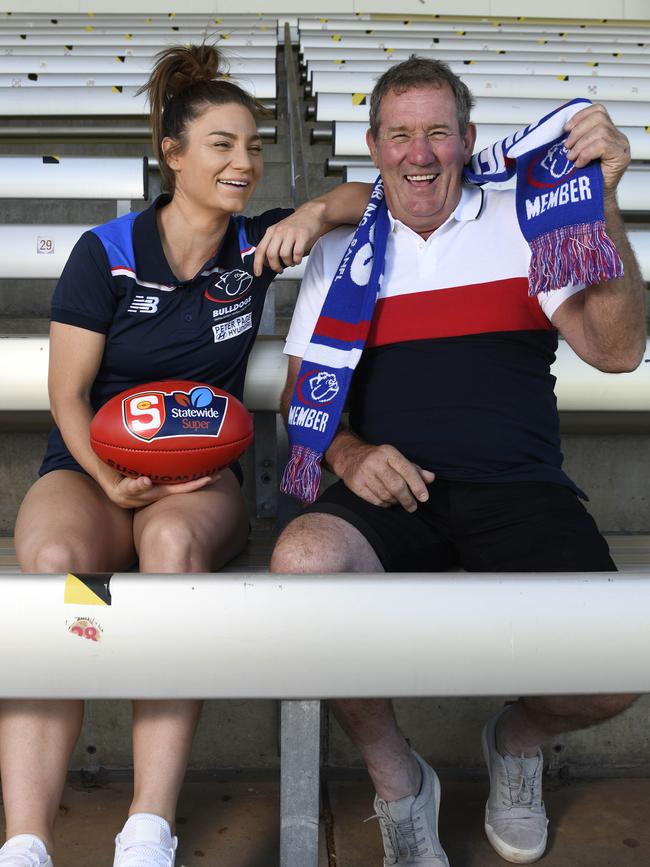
482, 709, 548, 863
0, 835, 53, 867
370, 750, 450, 866
113, 814, 177, 867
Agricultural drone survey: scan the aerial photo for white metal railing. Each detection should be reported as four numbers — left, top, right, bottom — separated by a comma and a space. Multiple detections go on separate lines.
301, 47, 650, 64
305, 59, 650, 79
317, 96, 650, 127
0, 83, 273, 113
0, 32, 279, 47
299, 34, 650, 54
0, 225, 303, 279
1, 336, 648, 414
0, 156, 147, 199
0, 72, 276, 96
310, 70, 650, 101
1, 44, 278, 58
1, 571, 649, 698
327, 118, 650, 166
0, 55, 276, 74
298, 18, 650, 38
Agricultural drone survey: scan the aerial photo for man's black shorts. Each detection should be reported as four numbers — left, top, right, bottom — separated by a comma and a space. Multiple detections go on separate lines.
304, 479, 615, 572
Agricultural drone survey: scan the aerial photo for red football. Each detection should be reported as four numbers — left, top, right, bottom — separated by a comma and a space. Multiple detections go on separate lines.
90, 380, 253, 484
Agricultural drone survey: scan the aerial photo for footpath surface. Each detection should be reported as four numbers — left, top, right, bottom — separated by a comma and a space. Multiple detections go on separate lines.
4, 772, 648, 866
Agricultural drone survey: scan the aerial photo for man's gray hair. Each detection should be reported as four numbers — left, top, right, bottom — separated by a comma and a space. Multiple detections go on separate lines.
369, 55, 475, 138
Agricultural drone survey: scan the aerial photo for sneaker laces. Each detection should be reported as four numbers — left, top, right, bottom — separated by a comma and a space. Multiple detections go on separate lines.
366, 808, 429, 861
115, 840, 175, 867
500, 756, 543, 812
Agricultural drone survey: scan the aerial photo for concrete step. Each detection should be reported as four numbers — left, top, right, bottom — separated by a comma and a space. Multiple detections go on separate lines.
2, 771, 648, 867
329, 772, 650, 867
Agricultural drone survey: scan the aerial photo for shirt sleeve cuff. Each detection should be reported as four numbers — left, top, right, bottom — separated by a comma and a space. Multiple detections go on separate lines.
51, 306, 111, 334
283, 339, 308, 358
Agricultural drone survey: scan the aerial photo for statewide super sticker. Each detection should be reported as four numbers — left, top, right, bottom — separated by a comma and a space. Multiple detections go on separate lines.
122, 385, 228, 442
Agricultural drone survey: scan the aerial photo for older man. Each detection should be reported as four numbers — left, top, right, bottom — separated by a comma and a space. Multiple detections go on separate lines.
272, 57, 646, 865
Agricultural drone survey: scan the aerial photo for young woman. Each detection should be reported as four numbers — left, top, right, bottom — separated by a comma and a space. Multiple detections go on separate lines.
3, 44, 368, 867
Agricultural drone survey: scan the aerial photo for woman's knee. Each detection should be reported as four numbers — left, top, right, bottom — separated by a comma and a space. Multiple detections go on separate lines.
15, 472, 135, 572
22, 536, 96, 573
137, 514, 201, 570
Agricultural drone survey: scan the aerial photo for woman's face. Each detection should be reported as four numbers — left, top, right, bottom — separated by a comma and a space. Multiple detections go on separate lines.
164, 102, 263, 216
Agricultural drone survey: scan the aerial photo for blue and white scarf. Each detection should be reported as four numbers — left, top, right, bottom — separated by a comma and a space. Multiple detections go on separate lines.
465, 97, 623, 295
281, 178, 389, 503
281, 98, 623, 503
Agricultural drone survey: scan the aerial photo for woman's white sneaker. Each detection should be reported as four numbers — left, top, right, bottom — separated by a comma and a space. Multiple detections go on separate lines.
0, 835, 53, 867
113, 814, 177, 867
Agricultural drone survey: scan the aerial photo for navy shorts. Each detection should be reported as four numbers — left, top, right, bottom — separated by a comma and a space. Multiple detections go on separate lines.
39, 426, 244, 486
304, 479, 615, 572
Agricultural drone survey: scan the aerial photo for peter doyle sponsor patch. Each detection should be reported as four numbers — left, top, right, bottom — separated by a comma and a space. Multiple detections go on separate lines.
212, 313, 252, 342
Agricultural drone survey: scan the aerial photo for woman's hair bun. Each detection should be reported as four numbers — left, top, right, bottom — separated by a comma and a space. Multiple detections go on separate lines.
154, 43, 225, 102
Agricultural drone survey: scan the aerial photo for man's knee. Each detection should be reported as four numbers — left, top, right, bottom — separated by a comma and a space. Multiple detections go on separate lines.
522, 693, 639, 729
271, 513, 343, 573
271, 512, 381, 574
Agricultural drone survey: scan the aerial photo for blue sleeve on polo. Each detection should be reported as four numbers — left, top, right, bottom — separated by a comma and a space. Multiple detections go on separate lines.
50, 230, 119, 334
238, 208, 294, 252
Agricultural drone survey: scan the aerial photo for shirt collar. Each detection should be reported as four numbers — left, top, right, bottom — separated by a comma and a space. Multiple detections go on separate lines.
133, 193, 232, 284
452, 182, 484, 222
132, 193, 177, 284
387, 182, 484, 236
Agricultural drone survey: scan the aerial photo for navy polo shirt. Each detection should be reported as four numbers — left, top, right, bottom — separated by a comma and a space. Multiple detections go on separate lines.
41, 194, 292, 476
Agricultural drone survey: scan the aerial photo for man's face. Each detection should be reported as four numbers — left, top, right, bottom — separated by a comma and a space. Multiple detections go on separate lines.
366, 84, 476, 238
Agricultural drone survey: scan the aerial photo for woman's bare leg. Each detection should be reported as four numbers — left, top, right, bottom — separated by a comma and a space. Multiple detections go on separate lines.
4, 471, 136, 853
128, 471, 248, 825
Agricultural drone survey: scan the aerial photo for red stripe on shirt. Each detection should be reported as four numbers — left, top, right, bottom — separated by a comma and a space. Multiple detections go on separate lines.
315, 315, 372, 343
366, 278, 554, 348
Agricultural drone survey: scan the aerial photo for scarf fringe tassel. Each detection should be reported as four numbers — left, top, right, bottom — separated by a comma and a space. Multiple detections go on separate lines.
528, 220, 624, 296
281, 445, 322, 504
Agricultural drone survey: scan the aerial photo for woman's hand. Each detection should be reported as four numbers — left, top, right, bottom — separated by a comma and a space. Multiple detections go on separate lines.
102, 473, 218, 509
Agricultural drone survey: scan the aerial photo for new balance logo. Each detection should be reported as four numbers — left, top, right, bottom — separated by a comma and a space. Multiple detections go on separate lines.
128, 295, 160, 314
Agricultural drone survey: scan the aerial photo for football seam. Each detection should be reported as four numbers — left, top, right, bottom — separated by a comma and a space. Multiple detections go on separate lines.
89, 434, 252, 455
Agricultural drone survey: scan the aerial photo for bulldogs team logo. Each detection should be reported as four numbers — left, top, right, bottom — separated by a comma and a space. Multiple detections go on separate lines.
296, 369, 340, 407
540, 142, 573, 180
123, 386, 227, 442
527, 141, 576, 190
205, 269, 253, 303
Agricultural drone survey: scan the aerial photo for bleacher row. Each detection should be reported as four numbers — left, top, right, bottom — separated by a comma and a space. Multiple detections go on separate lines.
0, 14, 648, 575
0, 14, 649, 866
1, 13, 647, 437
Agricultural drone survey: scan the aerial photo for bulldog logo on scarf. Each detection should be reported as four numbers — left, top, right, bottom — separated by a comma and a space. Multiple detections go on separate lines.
298, 370, 340, 405
539, 142, 574, 181
464, 97, 623, 295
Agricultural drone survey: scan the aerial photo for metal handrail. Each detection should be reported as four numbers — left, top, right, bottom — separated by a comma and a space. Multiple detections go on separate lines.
284, 22, 309, 207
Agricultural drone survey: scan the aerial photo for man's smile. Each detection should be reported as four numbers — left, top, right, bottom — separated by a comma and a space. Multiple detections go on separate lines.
405, 173, 439, 185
